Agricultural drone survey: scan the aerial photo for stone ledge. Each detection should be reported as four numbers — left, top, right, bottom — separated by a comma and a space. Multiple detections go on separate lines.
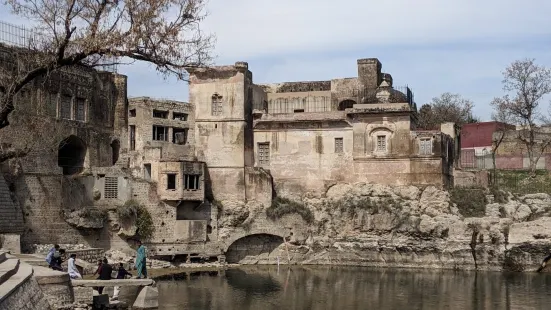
0, 261, 33, 303
33, 266, 70, 284
71, 279, 154, 287
0, 258, 19, 286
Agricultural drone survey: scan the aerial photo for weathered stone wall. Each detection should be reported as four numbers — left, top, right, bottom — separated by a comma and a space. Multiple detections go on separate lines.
0, 175, 24, 237
216, 182, 551, 272
0, 275, 51, 310
63, 248, 104, 264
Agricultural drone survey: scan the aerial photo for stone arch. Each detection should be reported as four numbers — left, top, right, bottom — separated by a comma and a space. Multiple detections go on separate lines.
224, 231, 287, 264
58, 135, 87, 175
110, 139, 120, 165
338, 99, 356, 111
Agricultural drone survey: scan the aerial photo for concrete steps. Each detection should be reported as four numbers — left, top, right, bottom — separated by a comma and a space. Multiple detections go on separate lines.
0, 256, 33, 304
0, 259, 20, 286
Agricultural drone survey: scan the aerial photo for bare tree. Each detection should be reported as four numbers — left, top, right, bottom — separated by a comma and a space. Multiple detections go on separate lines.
417, 92, 478, 130
0, 0, 215, 129
489, 103, 514, 173
490, 59, 551, 174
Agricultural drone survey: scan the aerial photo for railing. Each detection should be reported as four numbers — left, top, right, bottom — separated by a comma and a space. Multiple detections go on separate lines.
0, 20, 37, 47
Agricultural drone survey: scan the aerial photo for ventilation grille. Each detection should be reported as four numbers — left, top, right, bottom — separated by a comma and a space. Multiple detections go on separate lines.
104, 177, 118, 199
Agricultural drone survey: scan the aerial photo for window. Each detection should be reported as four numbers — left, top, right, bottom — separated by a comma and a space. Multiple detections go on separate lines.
419, 138, 432, 155
60, 94, 72, 120
104, 177, 118, 199
153, 109, 168, 118
376, 135, 387, 152
129, 109, 136, 117
173, 128, 189, 145
184, 175, 200, 190
173, 112, 188, 121
152, 126, 168, 141
211, 93, 223, 116
144, 164, 151, 181
129, 125, 136, 151
75, 98, 86, 121
335, 138, 343, 153
47, 92, 57, 117
167, 174, 176, 190
258, 142, 270, 165
294, 109, 305, 113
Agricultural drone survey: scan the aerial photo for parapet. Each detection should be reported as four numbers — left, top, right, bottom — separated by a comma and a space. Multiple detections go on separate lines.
357, 58, 381, 65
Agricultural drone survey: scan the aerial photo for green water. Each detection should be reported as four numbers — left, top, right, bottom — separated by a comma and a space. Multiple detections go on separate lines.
156, 266, 551, 310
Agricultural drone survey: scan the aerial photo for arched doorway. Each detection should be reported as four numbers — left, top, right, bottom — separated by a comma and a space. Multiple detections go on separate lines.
338, 99, 356, 111
111, 139, 120, 165
225, 234, 284, 264
58, 135, 87, 175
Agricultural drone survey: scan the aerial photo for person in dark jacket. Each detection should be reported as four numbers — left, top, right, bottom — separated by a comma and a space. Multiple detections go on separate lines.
112, 263, 133, 300
96, 258, 113, 295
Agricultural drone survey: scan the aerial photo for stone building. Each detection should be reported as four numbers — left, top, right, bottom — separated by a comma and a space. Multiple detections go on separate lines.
186, 58, 456, 198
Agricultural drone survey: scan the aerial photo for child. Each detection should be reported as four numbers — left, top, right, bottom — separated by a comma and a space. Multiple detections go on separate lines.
112, 263, 133, 300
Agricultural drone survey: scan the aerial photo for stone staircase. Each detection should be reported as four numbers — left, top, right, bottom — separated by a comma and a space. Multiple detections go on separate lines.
0, 250, 50, 310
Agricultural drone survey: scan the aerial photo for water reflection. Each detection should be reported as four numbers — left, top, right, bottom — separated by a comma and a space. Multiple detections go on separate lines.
157, 266, 551, 310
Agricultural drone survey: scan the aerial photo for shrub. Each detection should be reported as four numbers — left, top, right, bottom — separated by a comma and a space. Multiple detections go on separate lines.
117, 200, 154, 240
266, 197, 314, 223
81, 208, 108, 222
450, 188, 487, 217
489, 187, 508, 204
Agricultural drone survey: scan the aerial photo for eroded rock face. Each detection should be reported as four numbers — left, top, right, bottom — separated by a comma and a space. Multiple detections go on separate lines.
63, 209, 105, 229
221, 182, 551, 272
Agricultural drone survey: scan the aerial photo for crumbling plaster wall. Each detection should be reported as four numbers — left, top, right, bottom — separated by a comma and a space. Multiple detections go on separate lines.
188, 64, 250, 202
0, 68, 126, 251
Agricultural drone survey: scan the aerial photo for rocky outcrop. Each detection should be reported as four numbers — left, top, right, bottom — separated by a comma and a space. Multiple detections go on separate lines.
220, 183, 551, 272
63, 209, 106, 230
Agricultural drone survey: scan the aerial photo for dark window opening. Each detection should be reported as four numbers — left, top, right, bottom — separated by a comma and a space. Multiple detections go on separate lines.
129, 109, 136, 117
293, 109, 305, 113
153, 109, 168, 118
153, 126, 168, 141
129, 125, 136, 151
173, 128, 189, 145
75, 98, 86, 121
111, 139, 120, 165
338, 100, 356, 111
173, 112, 188, 121
184, 175, 200, 190
144, 164, 152, 181
335, 137, 343, 153
167, 174, 176, 190
58, 135, 87, 175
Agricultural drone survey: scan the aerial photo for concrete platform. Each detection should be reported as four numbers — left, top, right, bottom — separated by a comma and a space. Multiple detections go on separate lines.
71, 278, 154, 287
12, 253, 49, 267
33, 265, 70, 285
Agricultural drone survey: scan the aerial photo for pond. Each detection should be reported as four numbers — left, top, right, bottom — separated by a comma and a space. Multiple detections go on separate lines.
156, 266, 551, 310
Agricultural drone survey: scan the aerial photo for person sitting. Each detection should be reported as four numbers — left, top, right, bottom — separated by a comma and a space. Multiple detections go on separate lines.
112, 263, 133, 300
67, 254, 82, 279
45, 244, 60, 269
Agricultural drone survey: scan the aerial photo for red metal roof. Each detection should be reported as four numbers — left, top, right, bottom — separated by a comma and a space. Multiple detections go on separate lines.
461, 122, 515, 149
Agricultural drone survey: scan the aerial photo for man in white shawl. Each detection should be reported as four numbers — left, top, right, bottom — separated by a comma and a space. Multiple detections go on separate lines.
67, 254, 82, 279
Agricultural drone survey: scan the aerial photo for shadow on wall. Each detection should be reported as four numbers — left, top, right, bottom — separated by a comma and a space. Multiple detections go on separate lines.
225, 233, 284, 264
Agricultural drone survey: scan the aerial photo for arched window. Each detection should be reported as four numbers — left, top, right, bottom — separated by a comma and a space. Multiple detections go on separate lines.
338, 100, 356, 111
111, 139, 120, 165
58, 135, 87, 175
211, 93, 223, 116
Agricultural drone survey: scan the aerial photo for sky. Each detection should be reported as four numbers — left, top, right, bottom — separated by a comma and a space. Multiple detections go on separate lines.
2, 0, 551, 121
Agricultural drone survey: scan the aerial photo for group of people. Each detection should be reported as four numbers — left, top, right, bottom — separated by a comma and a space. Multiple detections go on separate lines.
45, 244, 81, 279
44, 240, 148, 299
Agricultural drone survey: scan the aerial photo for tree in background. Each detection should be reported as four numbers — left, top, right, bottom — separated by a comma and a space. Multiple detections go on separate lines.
0, 0, 215, 130
490, 58, 551, 174
417, 92, 479, 130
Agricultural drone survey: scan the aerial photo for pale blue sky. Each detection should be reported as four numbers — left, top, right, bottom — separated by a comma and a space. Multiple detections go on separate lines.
2, 0, 551, 120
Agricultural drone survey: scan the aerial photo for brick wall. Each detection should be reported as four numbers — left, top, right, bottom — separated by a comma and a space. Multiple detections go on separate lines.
0, 175, 24, 234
